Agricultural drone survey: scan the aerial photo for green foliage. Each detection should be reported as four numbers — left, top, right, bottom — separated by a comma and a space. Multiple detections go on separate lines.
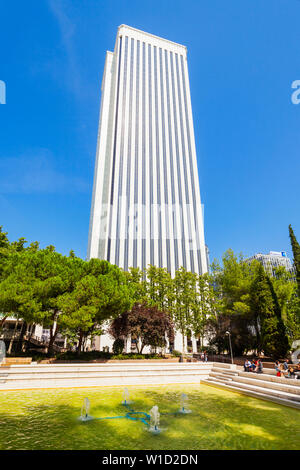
109, 302, 174, 354
289, 224, 300, 296
250, 264, 290, 358
0, 224, 297, 360
58, 259, 133, 352
55, 351, 163, 361
171, 349, 182, 357
208, 249, 294, 357
112, 338, 125, 355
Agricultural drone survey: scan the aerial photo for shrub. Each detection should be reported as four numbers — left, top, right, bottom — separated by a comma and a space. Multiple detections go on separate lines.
171, 350, 182, 357
112, 338, 125, 355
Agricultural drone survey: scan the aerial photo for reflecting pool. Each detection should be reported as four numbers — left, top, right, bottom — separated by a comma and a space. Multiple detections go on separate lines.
0, 384, 299, 450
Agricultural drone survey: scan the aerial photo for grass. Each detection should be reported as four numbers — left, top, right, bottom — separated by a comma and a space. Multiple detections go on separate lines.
0, 384, 299, 450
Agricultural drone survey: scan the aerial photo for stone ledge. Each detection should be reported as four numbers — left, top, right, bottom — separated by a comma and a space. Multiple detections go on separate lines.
201, 379, 300, 410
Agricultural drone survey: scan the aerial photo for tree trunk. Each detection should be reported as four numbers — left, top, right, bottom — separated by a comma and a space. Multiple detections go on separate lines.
47, 322, 59, 354
46, 311, 59, 355
0, 315, 8, 332
182, 330, 186, 354
17, 321, 27, 352
8, 317, 19, 355
77, 330, 84, 354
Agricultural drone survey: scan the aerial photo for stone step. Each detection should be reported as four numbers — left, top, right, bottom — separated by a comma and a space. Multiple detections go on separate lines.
237, 370, 300, 387
0, 373, 209, 390
201, 379, 300, 410
0, 369, 211, 382
212, 367, 238, 376
2, 364, 212, 374
233, 376, 300, 396
206, 377, 232, 386
0, 362, 214, 390
212, 362, 234, 369
228, 380, 300, 402
210, 372, 234, 381
2, 366, 211, 376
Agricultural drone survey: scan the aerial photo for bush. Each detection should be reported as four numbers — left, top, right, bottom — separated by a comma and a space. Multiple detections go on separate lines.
56, 350, 111, 361
171, 350, 182, 357
111, 353, 163, 360
112, 338, 125, 355
10, 350, 168, 362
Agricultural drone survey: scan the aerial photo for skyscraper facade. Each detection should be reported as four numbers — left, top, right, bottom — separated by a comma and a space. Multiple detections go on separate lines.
88, 25, 207, 276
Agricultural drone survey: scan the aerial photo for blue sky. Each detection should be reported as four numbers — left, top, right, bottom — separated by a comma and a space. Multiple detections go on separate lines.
0, 0, 300, 264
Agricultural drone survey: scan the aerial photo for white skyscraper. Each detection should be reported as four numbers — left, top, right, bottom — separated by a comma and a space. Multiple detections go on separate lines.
88, 25, 207, 276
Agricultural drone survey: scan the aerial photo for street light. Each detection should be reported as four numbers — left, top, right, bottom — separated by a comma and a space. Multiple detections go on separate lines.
225, 331, 233, 364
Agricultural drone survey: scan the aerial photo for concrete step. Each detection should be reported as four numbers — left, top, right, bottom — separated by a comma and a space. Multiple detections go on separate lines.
212, 367, 238, 376
201, 379, 300, 410
2, 363, 212, 374
0, 373, 8, 383
238, 370, 300, 387
228, 380, 300, 402
233, 376, 300, 396
0, 369, 211, 382
210, 372, 234, 382
0, 362, 214, 390
212, 362, 234, 369
1, 368, 210, 379
206, 377, 231, 386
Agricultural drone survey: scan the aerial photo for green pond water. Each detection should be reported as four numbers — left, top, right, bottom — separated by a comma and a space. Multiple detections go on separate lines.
0, 384, 299, 450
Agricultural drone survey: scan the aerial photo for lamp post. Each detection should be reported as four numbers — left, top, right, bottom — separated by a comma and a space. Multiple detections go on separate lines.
225, 331, 233, 364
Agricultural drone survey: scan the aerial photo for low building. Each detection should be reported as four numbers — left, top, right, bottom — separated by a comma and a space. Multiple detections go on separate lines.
246, 251, 295, 278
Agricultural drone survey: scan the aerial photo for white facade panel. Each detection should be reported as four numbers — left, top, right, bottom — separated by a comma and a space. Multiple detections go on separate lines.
88, 25, 207, 277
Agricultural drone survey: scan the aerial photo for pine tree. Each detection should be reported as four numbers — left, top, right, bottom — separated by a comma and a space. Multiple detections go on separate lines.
250, 264, 290, 358
289, 225, 300, 296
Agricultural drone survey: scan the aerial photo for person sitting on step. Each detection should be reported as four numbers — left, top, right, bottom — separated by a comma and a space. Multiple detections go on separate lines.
255, 359, 263, 373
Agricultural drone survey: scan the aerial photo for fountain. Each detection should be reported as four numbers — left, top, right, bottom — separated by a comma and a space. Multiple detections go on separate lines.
148, 405, 161, 434
122, 387, 132, 405
78, 388, 191, 432
179, 393, 192, 414
79, 397, 93, 421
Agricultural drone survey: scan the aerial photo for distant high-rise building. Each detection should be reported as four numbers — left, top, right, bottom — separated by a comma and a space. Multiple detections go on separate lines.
246, 251, 295, 278
88, 25, 207, 276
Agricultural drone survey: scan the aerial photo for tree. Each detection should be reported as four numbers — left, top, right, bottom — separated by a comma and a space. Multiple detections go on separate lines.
272, 266, 296, 323
58, 259, 133, 353
285, 292, 300, 342
191, 273, 218, 349
109, 303, 174, 354
208, 250, 257, 355
289, 224, 300, 296
0, 239, 86, 353
0, 238, 41, 347
112, 338, 125, 355
145, 265, 175, 313
250, 263, 290, 358
124, 267, 147, 303
172, 268, 196, 352
28, 246, 85, 353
